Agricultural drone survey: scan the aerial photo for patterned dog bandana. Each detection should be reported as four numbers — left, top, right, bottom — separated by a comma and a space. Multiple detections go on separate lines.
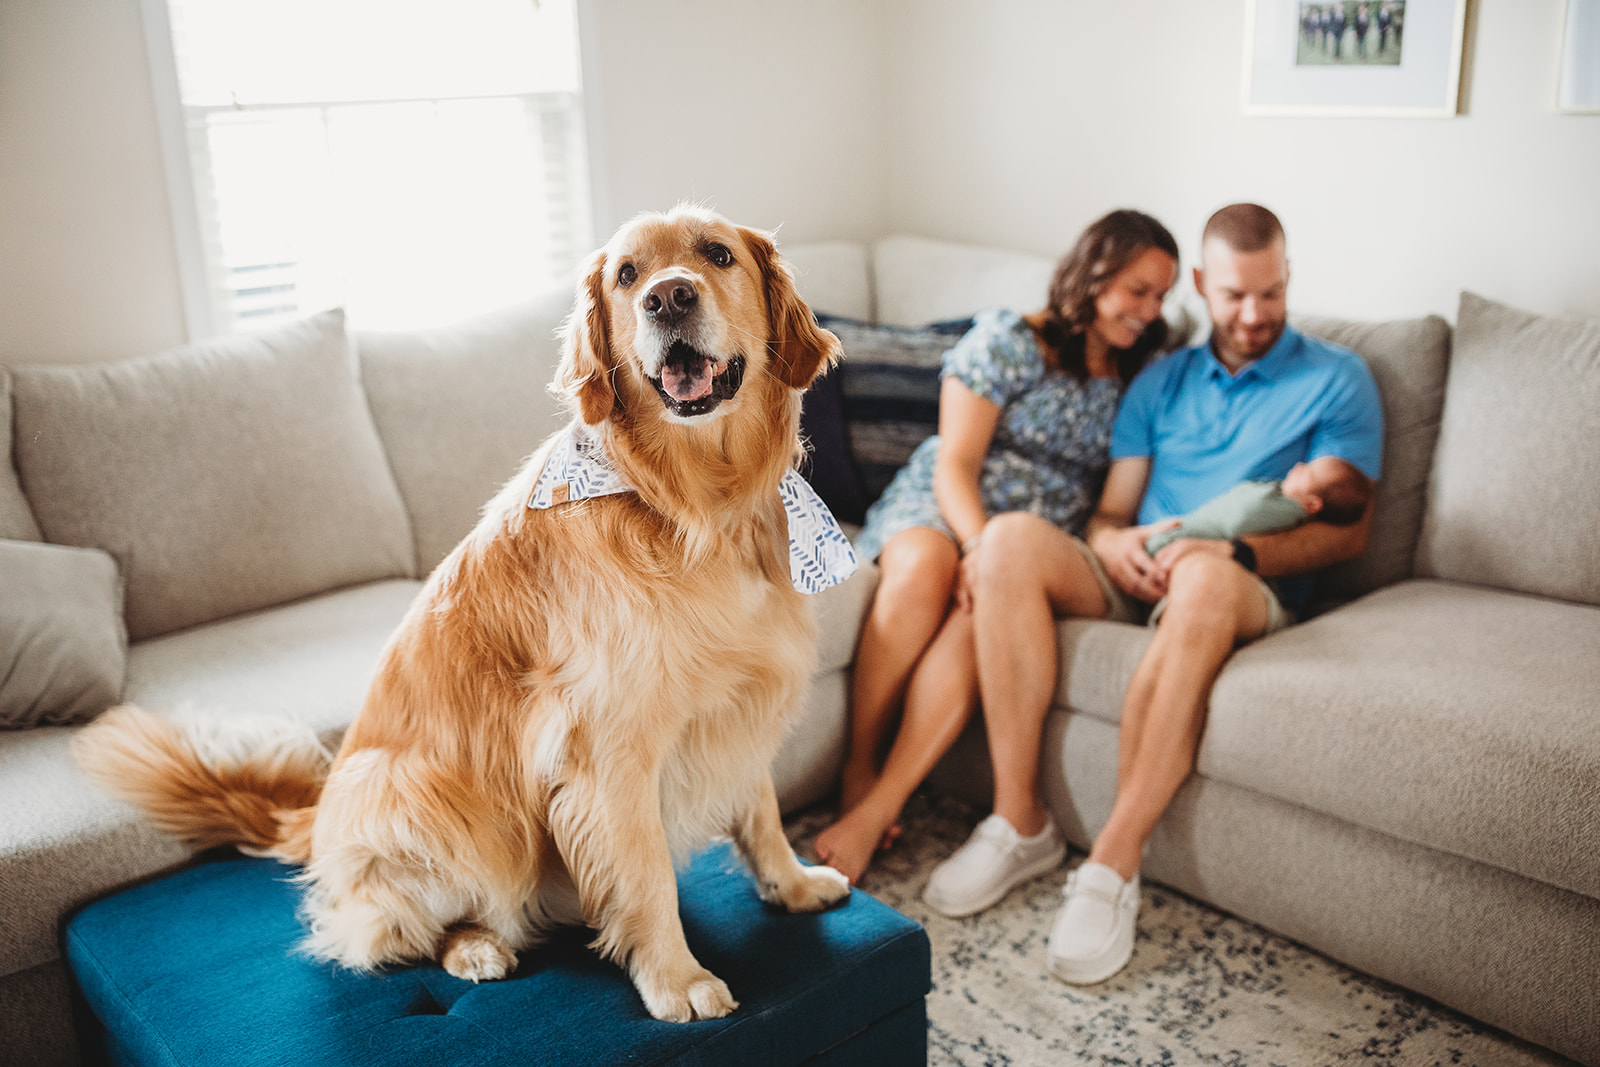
528, 424, 858, 594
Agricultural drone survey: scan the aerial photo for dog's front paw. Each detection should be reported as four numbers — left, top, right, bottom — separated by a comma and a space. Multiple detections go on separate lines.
637, 967, 738, 1022
777, 863, 851, 913
441, 928, 517, 983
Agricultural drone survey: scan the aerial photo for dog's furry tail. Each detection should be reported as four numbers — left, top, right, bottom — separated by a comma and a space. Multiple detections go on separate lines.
71, 705, 330, 864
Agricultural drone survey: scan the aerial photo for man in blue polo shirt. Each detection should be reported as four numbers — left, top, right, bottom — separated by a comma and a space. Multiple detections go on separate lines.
1104, 219, 1383, 624
920, 203, 1382, 987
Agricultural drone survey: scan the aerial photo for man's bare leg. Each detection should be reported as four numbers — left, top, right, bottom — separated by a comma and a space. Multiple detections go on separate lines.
1092, 553, 1270, 878
1050, 553, 1270, 985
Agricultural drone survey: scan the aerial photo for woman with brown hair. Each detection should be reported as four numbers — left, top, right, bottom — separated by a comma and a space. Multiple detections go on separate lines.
814, 209, 1179, 885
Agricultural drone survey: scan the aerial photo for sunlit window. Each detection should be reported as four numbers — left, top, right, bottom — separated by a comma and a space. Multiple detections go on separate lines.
154, 0, 590, 333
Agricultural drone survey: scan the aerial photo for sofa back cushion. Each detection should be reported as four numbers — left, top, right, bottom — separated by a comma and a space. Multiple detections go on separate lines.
0, 370, 43, 542
10, 311, 416, 639
358, 291, 572, 574
802, 315, 975, 524
1293, 313, 1452, 608
1416, 292, 1600, 605
779, 241, 873, 323
873, 235, 1056, 328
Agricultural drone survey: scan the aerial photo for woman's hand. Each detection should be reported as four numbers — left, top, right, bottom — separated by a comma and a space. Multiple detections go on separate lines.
954, 546, 982, 613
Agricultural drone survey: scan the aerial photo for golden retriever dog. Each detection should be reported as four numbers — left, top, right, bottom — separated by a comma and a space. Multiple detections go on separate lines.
73, 204, 852, 1022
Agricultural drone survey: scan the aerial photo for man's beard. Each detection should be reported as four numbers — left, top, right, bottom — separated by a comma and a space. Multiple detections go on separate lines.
1213, 317, 1286, 365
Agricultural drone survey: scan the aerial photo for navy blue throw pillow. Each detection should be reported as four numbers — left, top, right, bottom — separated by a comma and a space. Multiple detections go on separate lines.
798, 359, 871, 526
799, 314, 974, 524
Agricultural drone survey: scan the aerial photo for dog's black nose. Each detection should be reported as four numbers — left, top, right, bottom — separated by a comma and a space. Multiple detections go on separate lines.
642, 276, 698, 324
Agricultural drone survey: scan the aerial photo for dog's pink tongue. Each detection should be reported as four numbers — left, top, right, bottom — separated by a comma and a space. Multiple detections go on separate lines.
662, 358, 714, 403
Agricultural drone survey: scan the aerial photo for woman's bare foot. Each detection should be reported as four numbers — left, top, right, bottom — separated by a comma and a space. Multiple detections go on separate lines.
838, 760, 903, 852
814, 801, 901, 885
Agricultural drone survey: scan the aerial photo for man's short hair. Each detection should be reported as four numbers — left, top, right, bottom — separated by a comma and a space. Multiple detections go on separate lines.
1202, 203, 1284, 253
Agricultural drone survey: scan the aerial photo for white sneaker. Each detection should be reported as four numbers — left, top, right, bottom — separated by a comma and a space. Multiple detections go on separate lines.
1047, 861, 1140, 984
922, 814, 1066, 918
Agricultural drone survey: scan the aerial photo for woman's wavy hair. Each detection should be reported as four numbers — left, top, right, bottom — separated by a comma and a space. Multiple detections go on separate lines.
1038, 209, 1180, 382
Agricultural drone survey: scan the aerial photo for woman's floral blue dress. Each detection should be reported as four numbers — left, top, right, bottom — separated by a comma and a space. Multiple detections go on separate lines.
854, 309, 1124, 561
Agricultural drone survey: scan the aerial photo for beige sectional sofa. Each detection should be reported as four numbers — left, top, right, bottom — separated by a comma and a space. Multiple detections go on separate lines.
1, 234, 1595, 1067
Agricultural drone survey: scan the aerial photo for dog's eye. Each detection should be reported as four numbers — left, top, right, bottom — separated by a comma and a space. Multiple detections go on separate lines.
704, 243, 734, 269
617, 263, 637, 287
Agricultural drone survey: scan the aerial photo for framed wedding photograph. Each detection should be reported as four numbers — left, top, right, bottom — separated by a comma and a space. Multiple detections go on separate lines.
1242, 0, 1469, 116
1559, 0, 1600, 113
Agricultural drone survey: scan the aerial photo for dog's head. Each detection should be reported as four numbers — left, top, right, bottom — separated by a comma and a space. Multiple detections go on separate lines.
557, 206, 840, 427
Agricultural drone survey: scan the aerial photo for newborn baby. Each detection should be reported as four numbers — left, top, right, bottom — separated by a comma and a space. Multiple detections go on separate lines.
1144, 455, 1373, 557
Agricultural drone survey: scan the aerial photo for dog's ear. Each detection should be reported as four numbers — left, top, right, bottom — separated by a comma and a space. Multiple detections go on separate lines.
556, 247, 618, 425
740, 227, 842, 390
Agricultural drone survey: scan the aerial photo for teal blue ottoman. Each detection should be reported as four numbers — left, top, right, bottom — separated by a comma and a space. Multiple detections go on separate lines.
65, 845, 930, 1066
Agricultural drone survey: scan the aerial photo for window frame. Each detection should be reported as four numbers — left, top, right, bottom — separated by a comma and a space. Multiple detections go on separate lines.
138, 0, 605, 341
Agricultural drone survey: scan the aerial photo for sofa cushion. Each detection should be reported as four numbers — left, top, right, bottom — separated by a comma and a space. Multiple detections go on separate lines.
0, 579, 422, 981
358, 293, 571, 575
778, 667, 849, 816
812, 553, 877, 677
122, 578, 423, 737
10, 312, 416, 639
0, 540, 126, 729
1293, 313, 1451, 610
0, 723, 190, 983
873, 235, 1055, 328
1417, 292, 1600, 605
780, 240, 873, 322
1051, 618, 1153, 726
1200, 580, 1600, 900
0, 370, 42, 542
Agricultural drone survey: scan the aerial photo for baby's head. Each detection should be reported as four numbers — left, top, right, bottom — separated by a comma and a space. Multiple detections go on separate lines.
1281, 456, 1372, 525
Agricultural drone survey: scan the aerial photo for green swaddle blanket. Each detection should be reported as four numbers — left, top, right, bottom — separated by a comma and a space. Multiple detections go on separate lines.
1143, 481, 1309, 556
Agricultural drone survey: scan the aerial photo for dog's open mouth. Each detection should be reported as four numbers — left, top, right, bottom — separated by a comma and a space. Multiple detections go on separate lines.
651, 342, 745, 419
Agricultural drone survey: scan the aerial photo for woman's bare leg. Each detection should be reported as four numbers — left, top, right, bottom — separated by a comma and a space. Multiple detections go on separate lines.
970, 513, 1111, 836
836, 528, 960, 814
815, 609, 978, 883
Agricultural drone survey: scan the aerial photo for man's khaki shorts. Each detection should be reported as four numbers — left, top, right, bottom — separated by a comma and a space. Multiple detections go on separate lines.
1066, 537, 1293, 638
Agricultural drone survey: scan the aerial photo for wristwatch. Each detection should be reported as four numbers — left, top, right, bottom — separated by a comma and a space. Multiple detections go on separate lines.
1230, 538, 1257, 573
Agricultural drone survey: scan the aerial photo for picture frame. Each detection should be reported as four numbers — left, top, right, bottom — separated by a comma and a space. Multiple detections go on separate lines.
1559, 0, 1600, 113
1242, 0, 1469, 117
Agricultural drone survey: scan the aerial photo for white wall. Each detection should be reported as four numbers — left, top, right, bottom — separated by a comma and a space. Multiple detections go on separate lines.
0, 0, 188, 364
883, 0, 1600, 323
579, 0, 890, 245
2, 1, 1594, 366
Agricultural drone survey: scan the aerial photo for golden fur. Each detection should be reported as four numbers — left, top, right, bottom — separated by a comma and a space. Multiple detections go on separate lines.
73, 205, 847, 1022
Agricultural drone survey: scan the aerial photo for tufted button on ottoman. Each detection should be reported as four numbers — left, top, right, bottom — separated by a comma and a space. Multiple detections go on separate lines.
64, 844, 930, 1066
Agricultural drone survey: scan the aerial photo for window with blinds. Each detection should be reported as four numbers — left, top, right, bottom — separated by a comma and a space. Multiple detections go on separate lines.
150, 0, 591, 335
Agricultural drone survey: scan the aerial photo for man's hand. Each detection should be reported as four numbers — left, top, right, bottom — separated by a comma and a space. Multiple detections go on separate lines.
1096, 520, 1179, 604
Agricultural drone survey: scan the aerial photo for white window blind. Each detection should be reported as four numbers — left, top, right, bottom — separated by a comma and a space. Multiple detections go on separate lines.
150, 0, 591, 335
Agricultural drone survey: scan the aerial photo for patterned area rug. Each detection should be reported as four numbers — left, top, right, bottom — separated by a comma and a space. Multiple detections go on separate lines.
786, 791, 1572, 1067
